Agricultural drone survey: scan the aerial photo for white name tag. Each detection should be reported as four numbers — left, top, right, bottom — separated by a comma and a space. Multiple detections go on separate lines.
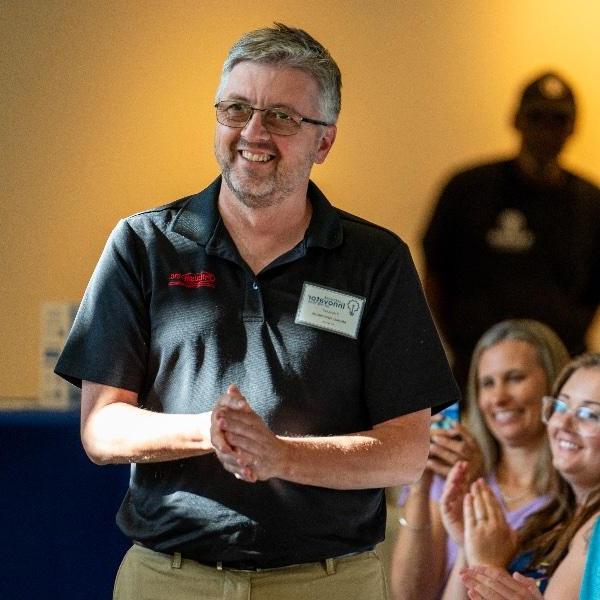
295, 282, 366, 339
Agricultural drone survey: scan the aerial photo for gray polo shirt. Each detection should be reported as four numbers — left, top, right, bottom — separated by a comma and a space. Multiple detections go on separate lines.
56, 176, 458, 566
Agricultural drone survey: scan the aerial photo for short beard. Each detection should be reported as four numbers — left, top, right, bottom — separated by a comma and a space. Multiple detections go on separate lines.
216, 140, 317, 210
220, 163, 290, 209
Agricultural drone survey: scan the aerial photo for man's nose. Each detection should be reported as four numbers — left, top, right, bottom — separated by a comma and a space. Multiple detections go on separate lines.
241, 110, 270, 140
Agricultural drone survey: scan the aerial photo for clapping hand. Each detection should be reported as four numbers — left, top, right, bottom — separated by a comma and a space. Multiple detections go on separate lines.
463, 479, 518, 567
440, 460, 470, 546
460, 565, 543, 599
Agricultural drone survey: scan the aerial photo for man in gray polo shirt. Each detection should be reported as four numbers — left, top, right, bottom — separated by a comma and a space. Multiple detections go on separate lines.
56, 23, 458, 600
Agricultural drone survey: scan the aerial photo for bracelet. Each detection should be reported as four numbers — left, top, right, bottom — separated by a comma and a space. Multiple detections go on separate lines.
398, 516, 432, 531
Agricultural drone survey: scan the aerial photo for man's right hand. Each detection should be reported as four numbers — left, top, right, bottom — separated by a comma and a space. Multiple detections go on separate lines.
210, 384, 286, 483
210, 384, 248, 455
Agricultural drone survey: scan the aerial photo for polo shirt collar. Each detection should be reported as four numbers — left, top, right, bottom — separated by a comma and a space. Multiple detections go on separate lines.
171, 176, 343, 250
305, 180, 344, 249
170, 177, 222, 245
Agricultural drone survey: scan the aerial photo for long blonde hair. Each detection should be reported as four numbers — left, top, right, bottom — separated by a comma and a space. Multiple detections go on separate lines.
463, 319, 570, 494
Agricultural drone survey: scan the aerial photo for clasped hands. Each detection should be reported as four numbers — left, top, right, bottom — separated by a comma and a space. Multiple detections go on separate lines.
210, 384, 286, 483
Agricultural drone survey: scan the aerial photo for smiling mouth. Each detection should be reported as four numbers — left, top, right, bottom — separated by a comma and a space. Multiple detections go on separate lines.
555, 436, 581, 451
558, 439, 578, 450
493, 409, 522, 423
240, 150, 275, 162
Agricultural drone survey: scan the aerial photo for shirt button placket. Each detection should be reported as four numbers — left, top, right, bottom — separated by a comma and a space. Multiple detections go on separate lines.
242, 276, 264, 321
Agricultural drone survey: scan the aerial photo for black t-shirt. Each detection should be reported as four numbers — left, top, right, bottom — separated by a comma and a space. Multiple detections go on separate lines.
423, 159, 600, 356
56, 177, 458, 566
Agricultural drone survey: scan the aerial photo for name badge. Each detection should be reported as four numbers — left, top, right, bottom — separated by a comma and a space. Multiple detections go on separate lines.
295, 282, 366, 339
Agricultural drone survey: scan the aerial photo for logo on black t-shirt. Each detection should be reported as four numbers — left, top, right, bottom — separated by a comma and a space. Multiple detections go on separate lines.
486, 209, 535, 252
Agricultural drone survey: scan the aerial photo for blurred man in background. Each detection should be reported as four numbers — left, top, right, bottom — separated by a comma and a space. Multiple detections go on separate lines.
423, 71, 600, 390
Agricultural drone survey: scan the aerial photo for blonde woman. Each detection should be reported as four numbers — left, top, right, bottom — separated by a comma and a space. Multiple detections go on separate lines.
390, 320, 569, 600
455, 353, 600, 598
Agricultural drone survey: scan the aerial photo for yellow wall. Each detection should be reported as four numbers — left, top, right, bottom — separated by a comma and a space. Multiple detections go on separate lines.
2, 1, 600, 398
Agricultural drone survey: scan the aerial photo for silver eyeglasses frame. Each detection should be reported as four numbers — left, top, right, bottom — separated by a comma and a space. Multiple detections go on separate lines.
215, 100, 332, 136
541, 395, 600, 437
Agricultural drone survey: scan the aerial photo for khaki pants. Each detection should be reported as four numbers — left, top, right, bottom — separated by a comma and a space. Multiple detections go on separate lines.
114, 544, 388, 600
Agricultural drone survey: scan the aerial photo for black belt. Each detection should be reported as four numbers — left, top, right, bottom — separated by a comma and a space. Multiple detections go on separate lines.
135, 541, 370, 572
201, 555, 338, 571
215, 560, 285, 571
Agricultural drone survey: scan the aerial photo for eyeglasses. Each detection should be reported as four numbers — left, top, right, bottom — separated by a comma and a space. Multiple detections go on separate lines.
542, 396, 600, 437
215, 100, 332, 136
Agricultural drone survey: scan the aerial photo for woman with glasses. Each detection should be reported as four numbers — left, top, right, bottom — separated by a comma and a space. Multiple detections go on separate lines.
390, 320, 569, 600
450, 353, 600, 599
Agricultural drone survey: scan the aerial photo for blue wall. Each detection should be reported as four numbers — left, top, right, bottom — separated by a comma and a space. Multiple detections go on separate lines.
0, 410, 130, 600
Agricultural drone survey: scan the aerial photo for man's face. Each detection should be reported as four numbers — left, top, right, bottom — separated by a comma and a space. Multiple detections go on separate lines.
515, 105, 574, 163
214, 61, 336, 209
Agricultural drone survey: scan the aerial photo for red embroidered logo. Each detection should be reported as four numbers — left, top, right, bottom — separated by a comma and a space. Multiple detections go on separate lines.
169, 272, 216, 289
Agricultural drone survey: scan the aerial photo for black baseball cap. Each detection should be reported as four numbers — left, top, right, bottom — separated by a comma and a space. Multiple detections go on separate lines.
517, 71, 576, 119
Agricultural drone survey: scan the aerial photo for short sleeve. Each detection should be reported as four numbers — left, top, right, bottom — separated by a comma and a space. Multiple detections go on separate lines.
55, 220, 150, 392
360, 242, 460, 424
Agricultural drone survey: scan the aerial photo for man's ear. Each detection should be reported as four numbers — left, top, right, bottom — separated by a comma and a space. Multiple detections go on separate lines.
314, 125, 337, 164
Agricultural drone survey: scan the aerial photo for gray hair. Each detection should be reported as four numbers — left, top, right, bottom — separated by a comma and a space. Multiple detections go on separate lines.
215, 23, 341, 123
464, 319, 570, 494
